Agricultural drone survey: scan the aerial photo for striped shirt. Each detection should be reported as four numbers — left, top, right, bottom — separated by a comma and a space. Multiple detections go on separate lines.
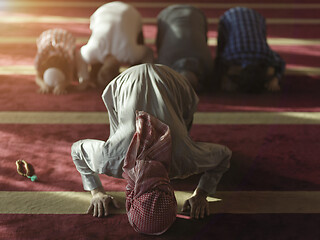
217, 7, 286, 80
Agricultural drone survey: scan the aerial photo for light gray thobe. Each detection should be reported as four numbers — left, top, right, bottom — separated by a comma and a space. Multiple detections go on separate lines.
71, 63, 231, 196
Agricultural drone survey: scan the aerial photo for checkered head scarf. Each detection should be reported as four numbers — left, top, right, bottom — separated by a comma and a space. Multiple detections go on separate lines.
122, 111, 177, 235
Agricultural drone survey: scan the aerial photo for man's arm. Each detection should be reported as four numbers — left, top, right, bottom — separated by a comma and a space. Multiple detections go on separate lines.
35, 73, 50, 94
181, 187, 209, 219
182, 144, 231, 219
87, 186, 120, 217
71, 140, 122, 217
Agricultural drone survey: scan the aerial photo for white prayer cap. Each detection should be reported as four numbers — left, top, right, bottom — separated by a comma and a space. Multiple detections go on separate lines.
43, 68, 65, 87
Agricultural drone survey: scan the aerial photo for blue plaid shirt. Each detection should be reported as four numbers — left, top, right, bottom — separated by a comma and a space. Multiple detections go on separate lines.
217, 7, 286, 80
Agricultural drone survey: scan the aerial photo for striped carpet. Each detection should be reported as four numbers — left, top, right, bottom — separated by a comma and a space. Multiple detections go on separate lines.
1, 191, 319, 214
0, 0, 319, 239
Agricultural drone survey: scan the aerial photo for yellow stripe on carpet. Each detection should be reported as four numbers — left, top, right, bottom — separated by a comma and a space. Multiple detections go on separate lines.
207, 38, 320, 46
0, 66, 36, 75
0, 112, 319, 125
0, 191, 218, 215
1, 2, 320, 9
0, 191, 319, 214
0, 37, 89, 44
1, 16, 320, 25
1, 65, 320, 76
1, 36, 320, 46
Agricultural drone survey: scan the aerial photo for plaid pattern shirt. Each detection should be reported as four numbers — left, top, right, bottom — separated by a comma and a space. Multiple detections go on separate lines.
35, 28, 76, 80
217, 7, 286, 80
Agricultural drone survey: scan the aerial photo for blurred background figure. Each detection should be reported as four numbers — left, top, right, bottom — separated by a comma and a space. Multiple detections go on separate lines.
156, 4, 214, 92
35, 28, 89, 95
214, 7, 286, 93
80, 1, 154, 88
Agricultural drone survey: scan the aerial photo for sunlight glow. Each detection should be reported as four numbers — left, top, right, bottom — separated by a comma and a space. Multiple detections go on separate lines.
0, 15, 89, 24
1, 2, 320, 9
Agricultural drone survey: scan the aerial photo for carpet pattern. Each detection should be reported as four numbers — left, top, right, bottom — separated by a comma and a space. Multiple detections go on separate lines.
0, 0, 319, 239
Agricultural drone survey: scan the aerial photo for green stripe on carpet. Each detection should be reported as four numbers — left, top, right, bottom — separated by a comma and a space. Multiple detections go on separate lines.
0, 112, 319, 124
1, 191, 319, 214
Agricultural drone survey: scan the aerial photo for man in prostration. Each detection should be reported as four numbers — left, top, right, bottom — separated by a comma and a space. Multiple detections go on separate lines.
71, 63, 231, 234
80, 1, 154, 88
35, 28, 90, 94
214, 7, 286, 93
156, 4, 214, 92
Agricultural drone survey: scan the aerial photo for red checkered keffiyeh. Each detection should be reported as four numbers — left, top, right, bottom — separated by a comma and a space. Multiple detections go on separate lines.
122, 111, 177, 235
35, 28, 76, 80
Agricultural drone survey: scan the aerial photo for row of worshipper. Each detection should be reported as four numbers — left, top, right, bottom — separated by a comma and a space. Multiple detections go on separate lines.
34, 2, 285, 95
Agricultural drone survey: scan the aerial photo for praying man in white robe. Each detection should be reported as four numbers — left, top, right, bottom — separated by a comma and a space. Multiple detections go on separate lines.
80, 1, 154, 88
71, 63, 231, 219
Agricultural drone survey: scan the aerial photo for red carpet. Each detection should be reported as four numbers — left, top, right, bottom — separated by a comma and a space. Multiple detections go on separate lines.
0, 75, 319, 112
1, 214, 319, 240
2, 43, 320, 69
0, 124, 319, 192
1, 0, 319, 239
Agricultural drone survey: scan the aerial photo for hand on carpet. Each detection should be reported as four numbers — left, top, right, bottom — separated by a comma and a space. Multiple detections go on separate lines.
87, 191, 120, 217
53, 85, 67, 95
182, 188, 210, 219
38, 84, 50, 94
